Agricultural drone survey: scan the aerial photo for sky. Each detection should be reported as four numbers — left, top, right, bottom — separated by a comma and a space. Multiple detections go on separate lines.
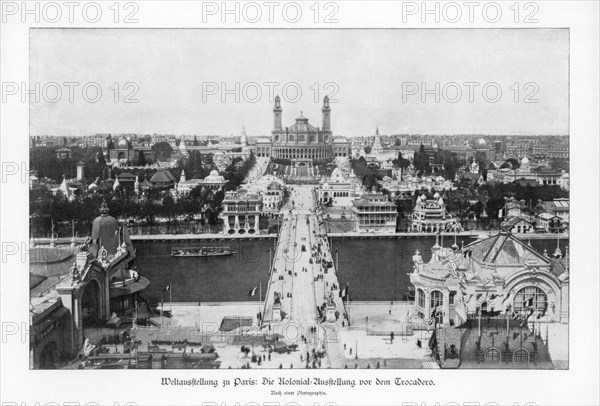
30, 28, 569, 137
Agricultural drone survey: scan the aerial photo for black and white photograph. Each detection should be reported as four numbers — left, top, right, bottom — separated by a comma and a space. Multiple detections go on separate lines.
1, 1, 599, 405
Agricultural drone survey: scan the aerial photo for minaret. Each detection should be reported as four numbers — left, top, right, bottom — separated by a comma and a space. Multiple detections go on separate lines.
322, 96, 331, 132
273, 95, 282, 131
241, 124, 247, 146
134, 175, 140, 195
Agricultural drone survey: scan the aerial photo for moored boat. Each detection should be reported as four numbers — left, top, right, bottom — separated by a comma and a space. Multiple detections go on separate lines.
171, 246, 236, 257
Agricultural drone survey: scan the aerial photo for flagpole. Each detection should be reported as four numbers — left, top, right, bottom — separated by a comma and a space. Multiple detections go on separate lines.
170, 282, 172, 313
545, 306, 549, 345
161, 293, 164, 328
506, 308, 509, 339
343, 284, 348, 325
478, 308, 481, 339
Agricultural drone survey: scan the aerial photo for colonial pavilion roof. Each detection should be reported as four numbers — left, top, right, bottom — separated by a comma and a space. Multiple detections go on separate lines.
150, 169, 175, 183
202, 170, 226, 184
411, 230, 560, 290
465, 231, 551, 268
352, 193, 395, 207
411, 245, 469, 284
505, 216, 534, 226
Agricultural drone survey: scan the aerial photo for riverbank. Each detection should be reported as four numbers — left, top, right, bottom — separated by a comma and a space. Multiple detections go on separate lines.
329, 231, 569, 239
30, 233, 278, 245
30, 230, 568, 246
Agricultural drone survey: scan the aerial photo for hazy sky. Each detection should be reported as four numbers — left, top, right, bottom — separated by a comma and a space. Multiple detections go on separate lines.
30, 29, 568, 137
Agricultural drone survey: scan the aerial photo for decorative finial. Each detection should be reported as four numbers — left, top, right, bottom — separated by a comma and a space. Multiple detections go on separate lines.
499, 221, 511, 233
100, 200, 109, 216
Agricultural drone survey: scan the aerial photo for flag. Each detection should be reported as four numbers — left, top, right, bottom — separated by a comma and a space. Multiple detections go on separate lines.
498, 208, 503, 219
249, 286, 258, 297
163, 284, 171, 293
520, 307, 535, 327
429, 306, 442, 325
339, 286, 347, 298
523, 297, 534, 309
489, 294, 504, 312
454, 293, 468, 324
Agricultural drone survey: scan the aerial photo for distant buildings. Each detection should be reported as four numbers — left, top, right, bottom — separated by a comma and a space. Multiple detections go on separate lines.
262, 182, 285, 214
505, 217, 536, 234
536, 213, 567, 233
410, 193, 462, 233
174, 169, 227, 195
255, 96, 350, 160
379, 172, 455, 195
317, 167, 361, 207
149, 170, 176, 190
220, 190, 263, 234
56, 148, 72, 159
492, 156, 569, 190
351, 193, 398, 233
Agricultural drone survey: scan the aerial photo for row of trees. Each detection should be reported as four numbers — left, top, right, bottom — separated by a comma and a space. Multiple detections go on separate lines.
30, 183, 225, 238
30, 151, 258, 237
391, 180, 569, 223
30, 146, 109, 183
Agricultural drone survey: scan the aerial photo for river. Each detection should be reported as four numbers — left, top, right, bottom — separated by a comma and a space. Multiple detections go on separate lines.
133, 237, 568, 303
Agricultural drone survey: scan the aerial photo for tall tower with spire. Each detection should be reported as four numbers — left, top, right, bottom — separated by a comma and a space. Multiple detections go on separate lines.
273, 95, 282, 131
372, 125, 383, 153
240, 124, 247, 146
322, 96, 331, 132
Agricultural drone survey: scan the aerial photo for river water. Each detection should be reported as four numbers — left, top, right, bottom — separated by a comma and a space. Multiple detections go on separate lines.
134, 237, 568, 303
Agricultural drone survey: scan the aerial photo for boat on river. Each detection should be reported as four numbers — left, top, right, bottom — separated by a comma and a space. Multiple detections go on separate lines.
171, 246, 236, 257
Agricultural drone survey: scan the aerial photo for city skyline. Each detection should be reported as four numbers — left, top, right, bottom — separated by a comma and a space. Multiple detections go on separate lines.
30, 29, 569, 137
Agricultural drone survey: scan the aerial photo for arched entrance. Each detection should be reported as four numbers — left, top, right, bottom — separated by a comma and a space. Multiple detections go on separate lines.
430, 290, 444, 324
81, 279, 101, 323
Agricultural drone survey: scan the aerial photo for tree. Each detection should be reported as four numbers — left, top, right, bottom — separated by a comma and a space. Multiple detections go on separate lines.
30, 146, 63, 181
364, 146, 372, 154
137, 151, 146, 166
193, 135, 199, 146
413, 144, 430, 174
82, 146, 108, 181
152, 142, 173, 161
393, 151, 410, 169
550, 158, 569, 172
